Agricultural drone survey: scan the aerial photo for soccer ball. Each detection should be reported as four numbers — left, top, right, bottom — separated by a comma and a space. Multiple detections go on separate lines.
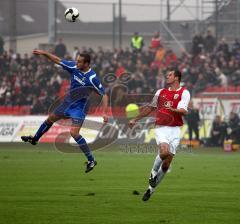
64, 7, 79, 22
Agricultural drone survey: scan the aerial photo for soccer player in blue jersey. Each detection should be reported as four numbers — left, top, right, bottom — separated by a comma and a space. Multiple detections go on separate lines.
21, 49, 108, 173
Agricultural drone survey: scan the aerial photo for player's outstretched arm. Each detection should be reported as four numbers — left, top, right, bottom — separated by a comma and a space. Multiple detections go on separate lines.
32, 49, 61, 65
128, 105, 154, 128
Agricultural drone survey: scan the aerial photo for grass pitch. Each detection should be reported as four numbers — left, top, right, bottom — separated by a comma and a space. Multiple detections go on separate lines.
0, 143, 240, 224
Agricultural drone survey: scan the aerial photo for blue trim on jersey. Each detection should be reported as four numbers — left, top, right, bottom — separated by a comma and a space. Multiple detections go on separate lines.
60, 60, 77, 72
89, 73, 105, 95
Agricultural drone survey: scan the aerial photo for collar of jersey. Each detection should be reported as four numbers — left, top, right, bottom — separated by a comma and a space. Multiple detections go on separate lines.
80, 68, 91, 75
168, 86, 182, 91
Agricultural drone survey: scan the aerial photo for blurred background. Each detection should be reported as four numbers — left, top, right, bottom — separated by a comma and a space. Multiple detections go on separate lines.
0, 0, 240, 149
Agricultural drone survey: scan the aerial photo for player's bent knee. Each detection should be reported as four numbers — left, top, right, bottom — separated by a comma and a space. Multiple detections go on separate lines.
46, 118, 54, 125
159, 146, 170, 160
70, 130, 79, 139
47, 114, 60, 123
160, 152, 169, 160
162, 161, 170, 173
70, 127, 82, 139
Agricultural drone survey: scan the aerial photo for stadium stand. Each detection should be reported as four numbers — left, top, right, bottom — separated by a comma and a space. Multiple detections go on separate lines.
0, 34, 240, 115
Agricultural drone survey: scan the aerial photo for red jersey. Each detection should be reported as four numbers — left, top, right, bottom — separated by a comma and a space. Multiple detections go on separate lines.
151, 37, 161, 49
153, 87, 189, 126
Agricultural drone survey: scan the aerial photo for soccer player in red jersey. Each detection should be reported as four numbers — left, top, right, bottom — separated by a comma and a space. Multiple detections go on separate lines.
129, 70, 190, 201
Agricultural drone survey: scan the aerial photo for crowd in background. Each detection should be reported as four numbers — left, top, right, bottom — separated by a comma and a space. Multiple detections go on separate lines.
0, 48, 66, 114
0, 31, 240, 108
209, 112, 240, 146
185, 103, 240, 146
0, 31, 240, 144
189, 31, 240, 92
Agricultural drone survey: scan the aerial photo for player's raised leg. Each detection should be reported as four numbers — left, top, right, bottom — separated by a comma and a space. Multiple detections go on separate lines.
143, 143, 173, 201
70, 122, 97, 173
149, 143, 172, 187
21, 114, 61, 145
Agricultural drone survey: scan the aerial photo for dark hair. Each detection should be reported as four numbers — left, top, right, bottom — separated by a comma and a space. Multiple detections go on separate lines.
173, 70, 182, 83
79, 53, 91, 64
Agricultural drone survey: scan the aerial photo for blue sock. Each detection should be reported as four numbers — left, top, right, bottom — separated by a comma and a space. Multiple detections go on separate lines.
74, 135, 94, 162
33, 120, 53, 141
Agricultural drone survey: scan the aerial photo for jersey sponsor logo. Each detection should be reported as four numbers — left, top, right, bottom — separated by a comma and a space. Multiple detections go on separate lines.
164, 101, 173, 107
174, 94, 179, 99
74, 75, 86, 85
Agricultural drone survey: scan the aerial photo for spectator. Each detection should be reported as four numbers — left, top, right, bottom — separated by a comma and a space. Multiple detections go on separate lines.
72, 46, 79, 60
55, 38, 67, 58
115, 62, 126, 77
235, 48, 240, 62
191, 33, 204, 56
194, 73, 206, 93
150, 31, 161, 50
209, 115, 227, 146
215, 67, 227, 87
154, 45, 165, 67
231, 69, 240, 86
204, 30, 216, 53
0, 86, 6, 104
165, 48, 178, 68
185, 101, 200, 141
216, 38, 229, 60
131, 32, 144, 52
232, 38, 240, 55
227, 112, 240, 143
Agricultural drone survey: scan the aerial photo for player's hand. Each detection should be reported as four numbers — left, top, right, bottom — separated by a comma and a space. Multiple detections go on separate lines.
128, 119, 137, 129
32, 49, 45, 55
103, 114, 109, 123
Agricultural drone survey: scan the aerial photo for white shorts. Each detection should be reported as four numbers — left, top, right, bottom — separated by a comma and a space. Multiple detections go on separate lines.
154, 126, 181, 155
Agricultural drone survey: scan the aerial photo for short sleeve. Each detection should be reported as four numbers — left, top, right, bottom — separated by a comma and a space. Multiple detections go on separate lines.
89, 74, 105, 95
60, 59, 76, 72
177, 89, 191, 111
149, 89, 162, 107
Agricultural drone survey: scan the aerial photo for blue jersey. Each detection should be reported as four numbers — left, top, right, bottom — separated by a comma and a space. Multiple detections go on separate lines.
53, 59, 105, 123
60, 59, 105, 96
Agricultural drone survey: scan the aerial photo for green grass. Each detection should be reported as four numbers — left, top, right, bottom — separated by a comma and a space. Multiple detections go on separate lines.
0, 143, 240, 224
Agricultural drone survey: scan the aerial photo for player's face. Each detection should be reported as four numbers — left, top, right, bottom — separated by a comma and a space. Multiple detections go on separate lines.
76, 56, 87, 70
166, 71, 176, 84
